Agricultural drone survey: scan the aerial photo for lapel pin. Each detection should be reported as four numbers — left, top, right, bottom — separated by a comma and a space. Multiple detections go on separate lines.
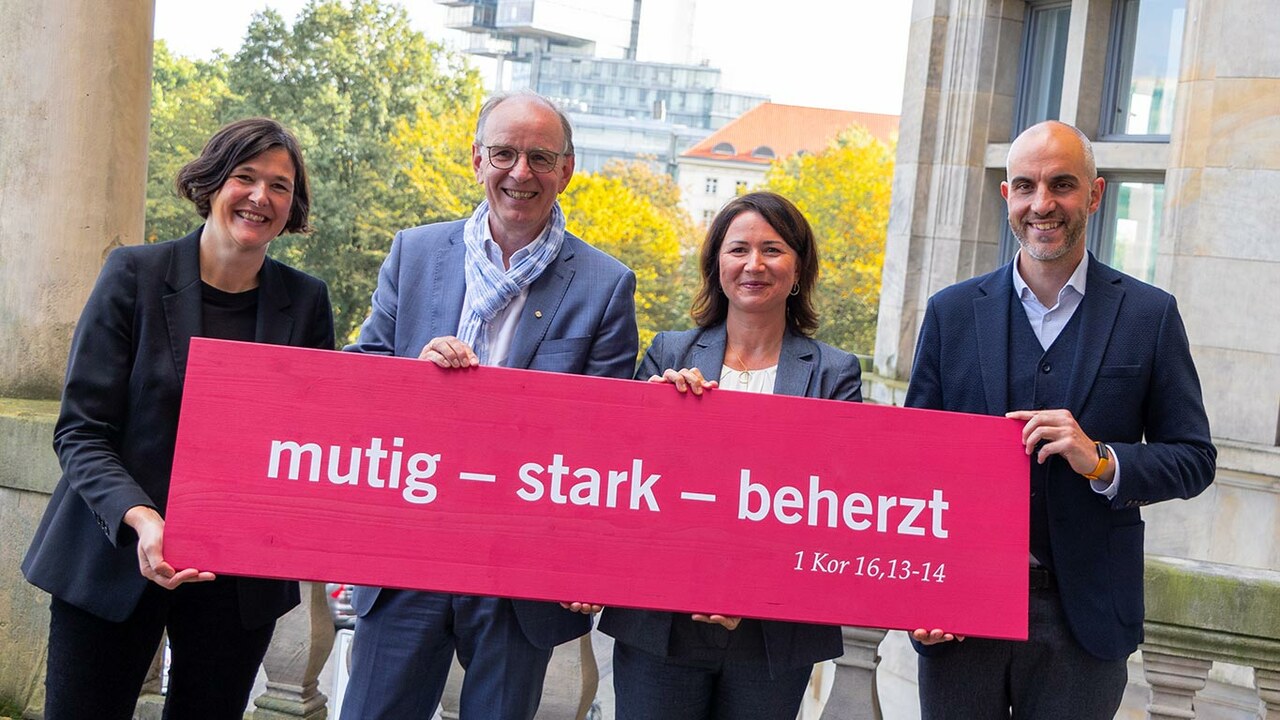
534, 310, 543, 318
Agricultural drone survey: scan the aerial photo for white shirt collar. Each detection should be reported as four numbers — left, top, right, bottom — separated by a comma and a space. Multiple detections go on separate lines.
1012, 250, 1089, 309
480, 219, 543, 268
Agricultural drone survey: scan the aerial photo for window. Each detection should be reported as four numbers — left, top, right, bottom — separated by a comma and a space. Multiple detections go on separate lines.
712, 142, 735, 155
751, 146, 775, 159
1096, 177, 1164, 283
995, 175, 1166, 284
705, 177, 719, 195
1102, 0, 1187, 137
735, 180, 749, 193
1014, 1, 1071, 133
702, 210, 716, 225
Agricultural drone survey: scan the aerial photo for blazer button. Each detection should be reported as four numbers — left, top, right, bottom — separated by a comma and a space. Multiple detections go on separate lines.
1041, 362, 1052, 373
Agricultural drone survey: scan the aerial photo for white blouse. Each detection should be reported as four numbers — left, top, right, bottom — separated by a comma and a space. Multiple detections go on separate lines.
718, 363, 778, 394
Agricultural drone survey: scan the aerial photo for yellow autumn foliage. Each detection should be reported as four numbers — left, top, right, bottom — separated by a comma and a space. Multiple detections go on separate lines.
763, 125, 895, 355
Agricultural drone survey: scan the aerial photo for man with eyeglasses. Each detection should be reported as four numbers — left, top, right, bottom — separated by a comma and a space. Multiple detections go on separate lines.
340, 90, 639, 719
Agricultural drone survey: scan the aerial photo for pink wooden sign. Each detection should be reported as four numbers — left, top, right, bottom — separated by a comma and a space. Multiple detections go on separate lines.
166, 339, 1030, 639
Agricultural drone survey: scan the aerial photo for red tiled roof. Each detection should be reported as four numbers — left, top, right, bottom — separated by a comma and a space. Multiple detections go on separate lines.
681, 102, 899, 164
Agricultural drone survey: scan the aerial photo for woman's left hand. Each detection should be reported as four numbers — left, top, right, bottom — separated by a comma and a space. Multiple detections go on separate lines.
691, 613, 741, 630
560, 602, 603, 614
649, 367, 718, 395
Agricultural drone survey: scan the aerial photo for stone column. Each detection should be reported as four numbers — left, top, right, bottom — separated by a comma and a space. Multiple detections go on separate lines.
872, 0, 1023, 387
1159, 0, 1280, 446
0, 1, 153, 712
253, 582, 336, 720
1142, 650, 1210, 720
1255, 668, 1280, 716
134, 639, 168, 719
0, 0, 154, 399
819, 627, 886, 720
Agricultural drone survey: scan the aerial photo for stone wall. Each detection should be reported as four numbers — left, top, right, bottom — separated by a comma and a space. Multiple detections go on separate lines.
0, 400, 60, 715
1159, 0, 1280, 448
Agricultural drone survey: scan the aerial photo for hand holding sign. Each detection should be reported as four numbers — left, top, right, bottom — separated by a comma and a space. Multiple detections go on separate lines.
166, 339, 1031, 639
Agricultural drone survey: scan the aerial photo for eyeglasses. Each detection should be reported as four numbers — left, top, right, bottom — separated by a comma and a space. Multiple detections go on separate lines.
481, 145, 564, 174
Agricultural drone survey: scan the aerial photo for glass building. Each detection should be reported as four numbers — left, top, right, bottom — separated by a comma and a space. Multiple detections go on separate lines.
437, 0, 766, 173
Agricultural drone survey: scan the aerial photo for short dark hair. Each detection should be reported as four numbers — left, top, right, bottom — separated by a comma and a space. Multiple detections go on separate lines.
175, 117, 311, 234
474, 90, 575, 155
690, 192, 821, 336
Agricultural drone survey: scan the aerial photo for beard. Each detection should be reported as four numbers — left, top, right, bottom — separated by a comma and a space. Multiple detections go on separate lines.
1009, 211, 1087, 262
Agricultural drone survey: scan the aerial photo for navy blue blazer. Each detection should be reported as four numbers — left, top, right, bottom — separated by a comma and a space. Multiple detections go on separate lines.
598, 324, 862, 675
906, 254, 1215, 660
346, 218, 639, 649
22, 228, 336, 627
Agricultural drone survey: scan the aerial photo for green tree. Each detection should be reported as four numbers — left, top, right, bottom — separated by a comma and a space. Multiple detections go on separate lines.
384, 100, 485, 228
763, 125, 895, 355
226, 0, 483, 341
559, 164, 691, 352
145, 41, 235, 244
598, 159, 701, 338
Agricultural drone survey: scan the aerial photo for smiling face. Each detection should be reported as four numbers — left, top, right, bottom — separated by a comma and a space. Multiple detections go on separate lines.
472, 96, 574, 249
1001, 122, 1105, 266
204, 146, 296, 255
718, 210, 799, 321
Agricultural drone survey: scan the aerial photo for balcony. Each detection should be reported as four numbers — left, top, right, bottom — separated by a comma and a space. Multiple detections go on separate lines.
1, 402, 1276, 718
127, 556, 1280, 719
443, 2, 497, 32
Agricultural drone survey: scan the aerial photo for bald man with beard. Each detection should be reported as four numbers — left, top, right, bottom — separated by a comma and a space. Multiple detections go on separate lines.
904, 121, 1216, 719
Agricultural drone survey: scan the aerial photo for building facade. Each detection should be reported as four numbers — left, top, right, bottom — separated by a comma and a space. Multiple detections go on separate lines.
873, 0, 1279, 711
677, 102, 899, 225
437, 0, 767, 174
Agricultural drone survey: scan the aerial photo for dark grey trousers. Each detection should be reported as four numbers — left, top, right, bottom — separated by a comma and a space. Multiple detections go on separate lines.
917, 588, 1128, 720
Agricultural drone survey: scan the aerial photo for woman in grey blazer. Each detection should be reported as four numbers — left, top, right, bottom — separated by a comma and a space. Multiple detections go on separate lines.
596, 192, 862, 719
22, 118, 335, 719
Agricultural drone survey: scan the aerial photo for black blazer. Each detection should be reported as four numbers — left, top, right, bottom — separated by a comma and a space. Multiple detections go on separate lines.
599, 324, 863, 675
22, 228, 335, 627
906, 255, 1215, 660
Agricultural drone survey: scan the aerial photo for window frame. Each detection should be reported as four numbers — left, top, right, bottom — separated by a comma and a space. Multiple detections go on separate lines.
1092, 171, 1166, 281
1012, 0, 1073, 136
1098, 0, 1186, 142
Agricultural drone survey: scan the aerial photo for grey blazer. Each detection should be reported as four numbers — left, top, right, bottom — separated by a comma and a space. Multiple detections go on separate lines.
345, 218, 639, 649
599, 324, 862, 675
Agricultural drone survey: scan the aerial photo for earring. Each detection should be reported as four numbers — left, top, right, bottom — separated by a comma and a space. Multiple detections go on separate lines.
790, 283, 800, 296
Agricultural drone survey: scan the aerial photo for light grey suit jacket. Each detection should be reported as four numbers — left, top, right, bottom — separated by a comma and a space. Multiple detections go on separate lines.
345, 217, 639, 648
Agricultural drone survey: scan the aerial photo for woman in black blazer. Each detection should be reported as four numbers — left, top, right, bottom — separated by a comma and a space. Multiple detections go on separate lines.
595, 192, 862, 719
22, 118, 335, 719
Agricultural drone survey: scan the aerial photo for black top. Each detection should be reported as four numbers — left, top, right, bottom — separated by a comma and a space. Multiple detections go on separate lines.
201, 281, 259, 342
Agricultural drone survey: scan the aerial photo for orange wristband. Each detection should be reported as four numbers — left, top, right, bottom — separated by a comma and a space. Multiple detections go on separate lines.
1082, 441, 1110, 481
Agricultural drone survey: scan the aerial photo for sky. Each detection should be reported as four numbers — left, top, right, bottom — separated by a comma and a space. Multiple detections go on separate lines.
153, 0, 912, 115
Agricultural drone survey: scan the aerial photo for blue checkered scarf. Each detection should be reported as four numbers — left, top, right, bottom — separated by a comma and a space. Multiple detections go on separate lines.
457, 199, 566, 363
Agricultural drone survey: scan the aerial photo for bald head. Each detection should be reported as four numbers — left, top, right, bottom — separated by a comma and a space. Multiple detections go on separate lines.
1007, 121, 1097, 183
475, 90, 575, 155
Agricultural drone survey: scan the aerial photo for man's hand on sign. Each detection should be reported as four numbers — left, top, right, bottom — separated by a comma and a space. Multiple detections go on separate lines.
649, 367, 718, 395
692, 614, 742, 630
911, 627, 965, 645
418, 336, 480, 368
1004, 409, 1111, 481
560, 602, 602, 614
